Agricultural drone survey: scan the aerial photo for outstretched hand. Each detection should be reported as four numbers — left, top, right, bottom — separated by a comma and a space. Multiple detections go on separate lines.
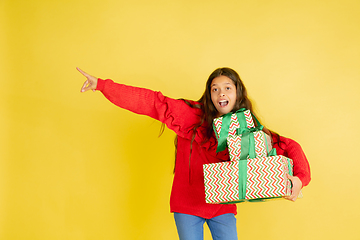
285, 174, 303, 202
77, 67, 98, 92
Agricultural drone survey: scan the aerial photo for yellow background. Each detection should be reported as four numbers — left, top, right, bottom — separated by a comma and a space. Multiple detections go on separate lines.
1, 0, 359, 239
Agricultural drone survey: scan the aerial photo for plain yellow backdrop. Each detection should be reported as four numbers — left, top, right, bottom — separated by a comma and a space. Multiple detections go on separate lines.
1, 0, 360, 239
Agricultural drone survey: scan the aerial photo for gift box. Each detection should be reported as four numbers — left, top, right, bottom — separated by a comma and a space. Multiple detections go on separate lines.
203, 155, 293, 204
204, 109, 298, 204
213, 109, 270, 161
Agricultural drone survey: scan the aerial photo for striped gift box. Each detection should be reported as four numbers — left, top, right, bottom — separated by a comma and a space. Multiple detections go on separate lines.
203, 155, 293, 204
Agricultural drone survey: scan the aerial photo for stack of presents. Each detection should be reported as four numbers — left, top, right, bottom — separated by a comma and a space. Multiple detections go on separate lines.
203, 109, 299, 204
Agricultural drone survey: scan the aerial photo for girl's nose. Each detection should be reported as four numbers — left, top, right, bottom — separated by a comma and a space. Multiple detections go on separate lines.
220, 93, 225, 97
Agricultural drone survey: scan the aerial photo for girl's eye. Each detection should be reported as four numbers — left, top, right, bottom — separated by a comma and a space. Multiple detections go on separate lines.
212, 88, 218, 92
226, 87, 231, 90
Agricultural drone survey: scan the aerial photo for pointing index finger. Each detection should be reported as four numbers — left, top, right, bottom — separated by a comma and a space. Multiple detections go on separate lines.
76, 67, 90, 77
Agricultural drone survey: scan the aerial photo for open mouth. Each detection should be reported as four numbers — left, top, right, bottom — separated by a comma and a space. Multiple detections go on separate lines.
219, 100, 229, 107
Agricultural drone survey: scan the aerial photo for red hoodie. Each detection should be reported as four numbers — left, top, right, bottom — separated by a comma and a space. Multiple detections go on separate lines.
96, 79, 311, 219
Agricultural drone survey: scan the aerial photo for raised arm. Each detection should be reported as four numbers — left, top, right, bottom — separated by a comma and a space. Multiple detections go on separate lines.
77, 68, 202, 140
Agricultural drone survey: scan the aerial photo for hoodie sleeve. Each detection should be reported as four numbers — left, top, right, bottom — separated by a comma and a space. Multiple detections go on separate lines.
96, 79, 202, 140
274, 135, 311, 187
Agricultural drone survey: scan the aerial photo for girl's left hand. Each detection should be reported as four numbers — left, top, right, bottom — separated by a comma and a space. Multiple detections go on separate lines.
285, 174, 303, 202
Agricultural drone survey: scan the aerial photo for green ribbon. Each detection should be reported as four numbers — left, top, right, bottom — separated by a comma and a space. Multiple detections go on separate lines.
214, 113, 232, 152
238, 159, 247, 200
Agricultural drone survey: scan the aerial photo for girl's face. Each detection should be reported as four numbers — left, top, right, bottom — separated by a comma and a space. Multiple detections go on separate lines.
210, 76, 237, 117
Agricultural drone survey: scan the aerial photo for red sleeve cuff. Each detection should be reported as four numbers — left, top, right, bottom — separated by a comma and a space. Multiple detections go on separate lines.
96, 78, 106, 91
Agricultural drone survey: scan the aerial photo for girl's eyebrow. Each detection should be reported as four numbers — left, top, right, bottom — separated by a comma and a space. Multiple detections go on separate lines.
211, 82, 232, 87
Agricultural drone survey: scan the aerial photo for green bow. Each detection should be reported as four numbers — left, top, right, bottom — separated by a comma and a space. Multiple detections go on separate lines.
236, 125, 264, 160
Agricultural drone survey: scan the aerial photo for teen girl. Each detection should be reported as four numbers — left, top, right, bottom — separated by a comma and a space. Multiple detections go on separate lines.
78, 67, 311, 240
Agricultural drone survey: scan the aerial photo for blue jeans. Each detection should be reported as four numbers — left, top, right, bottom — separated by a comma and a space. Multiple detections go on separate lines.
174, 213, 238, 240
